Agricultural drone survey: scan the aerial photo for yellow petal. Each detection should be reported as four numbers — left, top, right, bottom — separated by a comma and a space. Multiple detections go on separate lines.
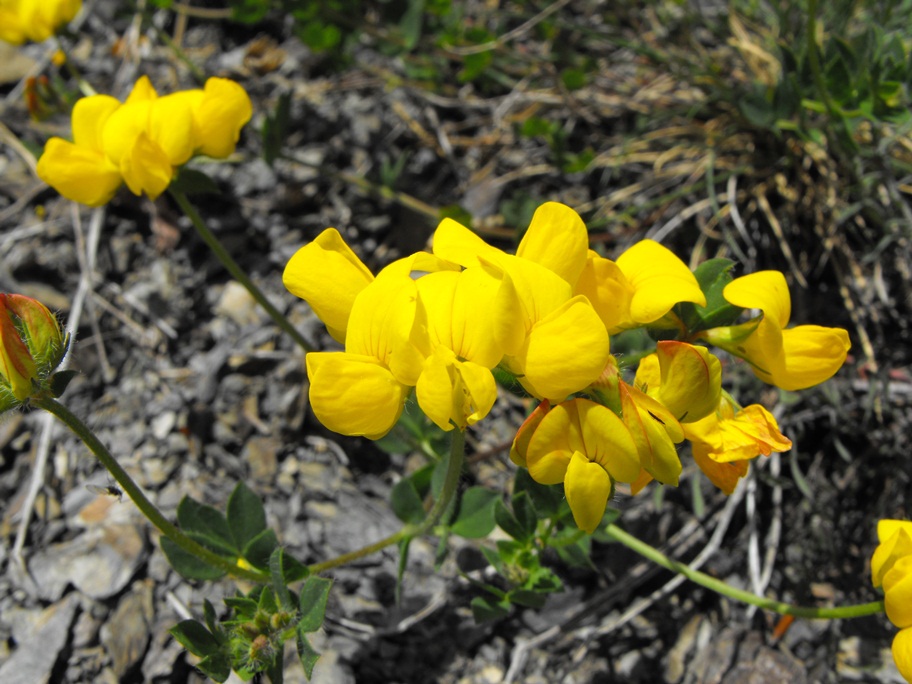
518, 295, 610, 401
516, 202, 588, 287
101, 100, 150, 167
526, 403, 574, 485
148, 93, 195, 165
619, 383, 682, 486
37, 138, 123, 206
416, 347, 458, 432
892, 628, 912, 683
723, 271, 791, 327
564, 451, 612, 534
0, 302, 36, 401
192, 78, 253, 158
873, 526, 912, 588
124, 75, 158, 104
576, 399, 641, 483
416, 352, 497, 431
306, 352, 408, 439
119, 131, 174, 199
574, 251, 634, 334
692, 442, 749, 495
775, 325, 851, 391
431, 217, 504, 268
510, 400, 551, 467
72, 95, 121, 151
616, 240, 706, 323
652, 341, 722, 423
885, 556, 912, 629
282, 228, 374, 343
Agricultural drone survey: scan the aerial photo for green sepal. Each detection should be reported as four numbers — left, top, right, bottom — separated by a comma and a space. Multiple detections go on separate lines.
47, 369, 78, 398
677, 258, 743, 333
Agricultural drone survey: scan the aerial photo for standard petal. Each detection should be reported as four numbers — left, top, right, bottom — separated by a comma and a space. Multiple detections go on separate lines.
124, 75, 158, 104
723, 271, 791, 328
651, 342, 722, 423
873, 526, 912, 589
71, 95, 121, 150
574, 252, 634, 333
306, 352, 408, 439
36, 138, 123, 206
516, 202, 588, 287
282, 228, 374, 343
119, 131, 174, 199
0, 306, 36, 401
519, 295, 610, 401
192, 78, 253, 158
102, 101, 150, 167
431, 217, 504, 267
880, 520, 912, 544
616, 240, 706, 323
149, 93, 196, 165
564, 451, 612, 534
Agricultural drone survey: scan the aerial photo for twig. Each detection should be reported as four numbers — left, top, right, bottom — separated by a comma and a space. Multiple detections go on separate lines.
443, 0, 574, 56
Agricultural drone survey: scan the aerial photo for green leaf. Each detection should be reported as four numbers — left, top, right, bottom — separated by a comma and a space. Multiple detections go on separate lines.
512, 491, 538, 539
390, 477, 425, 524
470, 596, 511, 622
223, 596, 258, 618
678, 258, 742, 332
262, 91, 291, 167
269, 548, 295, 611
195, 653, 232, 683
396, 536, 411, 605
227, 482, 268, 551
513, 468, 562, 519
494, 499, 526, 541
169, 619, 222, 656
160, 537, 226, 581
48, 369, 78, 397
450, 487, 499, 538
242, 529, 280, 570
257, 586, 278, 615
170, 168, 219, 195
399, 0, 425, 50
280, 551, 310, 584
296, 631, 321, 679
560, 67, 586, 91
177, 497, 236, 554
298, 576, 333, 632
508, 589, 546, 609
202, 599, 221, 636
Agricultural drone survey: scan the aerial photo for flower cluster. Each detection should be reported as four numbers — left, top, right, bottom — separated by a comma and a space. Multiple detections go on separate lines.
872, 520, 912, 681
36, 76, 252, 206
284, 202, 850, 533
0, 0, 80, 45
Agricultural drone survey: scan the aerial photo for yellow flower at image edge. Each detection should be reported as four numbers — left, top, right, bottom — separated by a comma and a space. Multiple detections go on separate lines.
872, 521, 912, 682
36, 76, 252, 206
0, 0, 81, 45
0, 294, 66, 405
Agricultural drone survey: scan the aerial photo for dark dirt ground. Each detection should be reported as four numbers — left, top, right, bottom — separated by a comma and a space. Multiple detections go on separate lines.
1, 1, 912, 682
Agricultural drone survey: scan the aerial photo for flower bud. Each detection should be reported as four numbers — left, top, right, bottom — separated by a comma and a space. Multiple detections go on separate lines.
0, 294, 66, 405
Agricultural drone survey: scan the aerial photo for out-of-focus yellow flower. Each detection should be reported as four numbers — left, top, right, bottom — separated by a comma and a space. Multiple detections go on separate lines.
682, 393, 791, 494
36, 76, 252, 205
575, 240, 706, 334
512, 398, 640, 533
0, 0, 80, 45
0, 294, 66, 406
700, 271, 851, 391
433, 211, 609, 402
872, 521, 912, 683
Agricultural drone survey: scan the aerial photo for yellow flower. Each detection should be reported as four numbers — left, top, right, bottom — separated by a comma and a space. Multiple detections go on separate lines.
513, 398, 640, 533
433, 211, 610, 402
702, 271, 851, 391
872, 521, 912, 683
575, 240, 706, 334
634, 341, 722, 424
0, 0, 80, 45
36, 76, 252, 205
682, 393, 792, 494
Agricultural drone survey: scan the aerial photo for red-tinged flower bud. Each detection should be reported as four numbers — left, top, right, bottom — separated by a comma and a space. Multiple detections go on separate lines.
0, 294, 67, 408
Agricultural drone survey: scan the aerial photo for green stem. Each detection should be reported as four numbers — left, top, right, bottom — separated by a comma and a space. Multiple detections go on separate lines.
806, 0, 836, 118
35, 395, 269, 584
604, 523, 883, 619
169, 189, 312, 353
307, 429, 465, 574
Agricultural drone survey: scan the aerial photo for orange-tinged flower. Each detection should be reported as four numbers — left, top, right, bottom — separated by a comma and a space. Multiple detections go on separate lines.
634, 341, 722, 424
0, 0, 80, 45
683, 393, 791, 494
702, 271, 851, 391
618, 379, 684, 491
515, 398, 640, 533
0, 294, 66, 406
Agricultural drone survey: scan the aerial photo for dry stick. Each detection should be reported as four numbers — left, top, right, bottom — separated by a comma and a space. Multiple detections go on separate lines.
443, 0, 574, 56
11, 205, 105, 583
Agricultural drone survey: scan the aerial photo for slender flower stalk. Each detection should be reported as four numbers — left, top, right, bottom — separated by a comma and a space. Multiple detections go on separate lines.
307, 429, 465, 574
604, 523, 883, 619
34, 395, 270, 584
169, 189, 312, 353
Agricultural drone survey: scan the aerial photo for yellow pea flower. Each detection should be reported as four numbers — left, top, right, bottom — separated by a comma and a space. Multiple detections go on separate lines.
305, 269, 422, 439
702, 271, 851, 391
575, 240, 706, 334
872, 521, 912, 683
433, 215, 609, 402
514, 398, 640, 533
0, 0, 80, 45
634, 341, 722, 424
682, 393, 791, 494
410, 268, 504, 431
0, 294, 66, 406
36, 76, 252, 205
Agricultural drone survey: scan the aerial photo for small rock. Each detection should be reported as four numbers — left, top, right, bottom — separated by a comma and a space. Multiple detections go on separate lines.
100, 579, 155, 679
0, 593, 80, 684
